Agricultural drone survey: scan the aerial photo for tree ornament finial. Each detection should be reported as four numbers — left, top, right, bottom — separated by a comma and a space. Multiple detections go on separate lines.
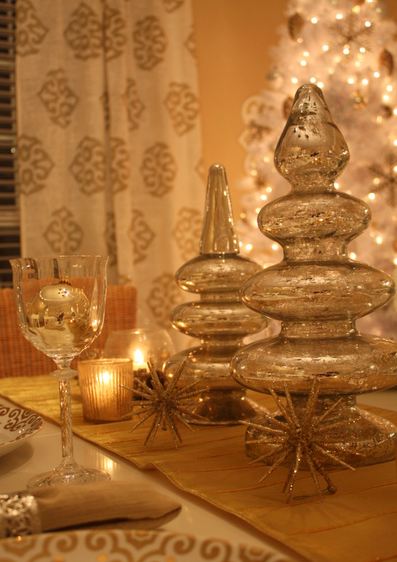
274, 84, 349, 190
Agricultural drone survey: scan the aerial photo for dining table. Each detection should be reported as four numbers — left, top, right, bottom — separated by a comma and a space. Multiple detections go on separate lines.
0, 375, 396, 562
0, 400, 295, 558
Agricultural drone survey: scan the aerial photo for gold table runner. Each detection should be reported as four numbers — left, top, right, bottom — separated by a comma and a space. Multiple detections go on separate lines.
1, 375, 397, 562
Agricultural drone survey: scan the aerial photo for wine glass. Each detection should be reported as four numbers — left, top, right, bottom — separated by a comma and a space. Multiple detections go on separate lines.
10, 255, 109, 489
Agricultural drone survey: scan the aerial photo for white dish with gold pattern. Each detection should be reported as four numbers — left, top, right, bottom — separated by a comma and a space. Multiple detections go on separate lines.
0, 403, 42, 457
0, 529, 294, 562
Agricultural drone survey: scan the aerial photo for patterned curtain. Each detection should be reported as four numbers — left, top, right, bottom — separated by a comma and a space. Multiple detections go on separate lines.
15, 0, 204, 327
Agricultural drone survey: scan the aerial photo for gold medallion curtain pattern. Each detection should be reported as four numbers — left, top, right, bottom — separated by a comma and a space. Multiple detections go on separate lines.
15, 0, 204, 327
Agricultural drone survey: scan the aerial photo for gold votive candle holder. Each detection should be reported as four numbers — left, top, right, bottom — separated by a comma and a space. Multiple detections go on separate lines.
78, 358, 133, 422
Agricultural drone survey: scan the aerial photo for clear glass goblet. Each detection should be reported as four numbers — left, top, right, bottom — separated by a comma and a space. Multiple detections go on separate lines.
10, 255, 109, 489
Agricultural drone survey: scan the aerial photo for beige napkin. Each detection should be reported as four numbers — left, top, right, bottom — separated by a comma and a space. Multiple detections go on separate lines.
32, 481, 181, 532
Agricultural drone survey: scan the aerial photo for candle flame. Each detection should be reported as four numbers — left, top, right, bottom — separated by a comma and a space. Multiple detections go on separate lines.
132, 348, 147, 370
98, 370, 111, 385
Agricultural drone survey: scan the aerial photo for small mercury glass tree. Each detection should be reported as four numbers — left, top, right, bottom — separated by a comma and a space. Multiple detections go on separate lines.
168, 164, 267, 425
232, 84, 397, 468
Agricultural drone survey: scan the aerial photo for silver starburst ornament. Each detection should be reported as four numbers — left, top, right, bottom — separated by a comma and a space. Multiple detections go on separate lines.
129, 360, 205, 447
247, 379, 359, 503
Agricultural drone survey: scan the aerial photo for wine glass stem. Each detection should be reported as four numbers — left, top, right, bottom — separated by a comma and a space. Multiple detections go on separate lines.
58, 375, 74, 466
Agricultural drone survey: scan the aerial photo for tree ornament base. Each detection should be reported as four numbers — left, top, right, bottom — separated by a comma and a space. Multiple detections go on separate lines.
246, 395, 397, 469
167, 349, 264, 425
187, 388, 260, 425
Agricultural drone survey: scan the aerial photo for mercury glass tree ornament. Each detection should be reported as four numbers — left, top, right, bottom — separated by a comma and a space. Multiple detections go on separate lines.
232, 84, 397, 466
168, 164, 267, 424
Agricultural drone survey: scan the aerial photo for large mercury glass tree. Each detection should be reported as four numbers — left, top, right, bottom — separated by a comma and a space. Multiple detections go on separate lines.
238, 0, 397, 333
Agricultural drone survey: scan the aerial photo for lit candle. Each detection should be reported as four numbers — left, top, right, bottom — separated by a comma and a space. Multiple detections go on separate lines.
131, 347, 148, 371
78, 358, 133, 422
127, 347, 151, 398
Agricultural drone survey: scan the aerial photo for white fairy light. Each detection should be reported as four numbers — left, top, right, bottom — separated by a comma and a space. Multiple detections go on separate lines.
311, 16, 318, 24
322, 44, 329, 52
368, 192, 376, 200
335, 13, 344, 20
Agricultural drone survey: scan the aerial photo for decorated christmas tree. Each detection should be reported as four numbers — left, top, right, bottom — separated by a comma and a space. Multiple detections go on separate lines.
238, 0, 397, 333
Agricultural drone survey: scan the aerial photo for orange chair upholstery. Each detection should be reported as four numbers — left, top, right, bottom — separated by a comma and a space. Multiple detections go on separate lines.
0, 284, 137, 377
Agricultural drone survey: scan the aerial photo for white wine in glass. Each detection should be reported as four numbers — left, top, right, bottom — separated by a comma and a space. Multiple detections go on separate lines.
10, 255, 109, 489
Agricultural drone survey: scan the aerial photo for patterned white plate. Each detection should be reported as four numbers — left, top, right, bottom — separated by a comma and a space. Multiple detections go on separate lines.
0, 529, 294, 562
0, 403, 42, 457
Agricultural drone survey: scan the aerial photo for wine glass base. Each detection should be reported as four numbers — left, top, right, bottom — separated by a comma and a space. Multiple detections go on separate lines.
27, 463, 110, 490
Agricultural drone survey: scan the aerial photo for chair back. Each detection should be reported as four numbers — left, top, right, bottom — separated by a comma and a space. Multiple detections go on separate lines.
0, 284, 137, 377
